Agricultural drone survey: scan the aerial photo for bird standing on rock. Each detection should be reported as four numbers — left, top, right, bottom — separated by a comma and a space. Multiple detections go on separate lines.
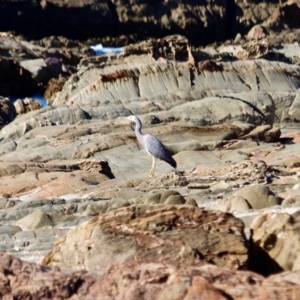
119, 115, 177, 177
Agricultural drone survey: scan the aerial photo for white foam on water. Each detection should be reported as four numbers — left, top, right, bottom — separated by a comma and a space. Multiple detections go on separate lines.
90, 43, 123, 55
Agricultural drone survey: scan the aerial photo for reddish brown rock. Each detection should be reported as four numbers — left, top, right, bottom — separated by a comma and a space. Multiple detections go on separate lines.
1, 253, 300, 299
43, 205, 249, 271
0, 253, 96, 299
0, 160, 114, 198
88, 260, 300, 300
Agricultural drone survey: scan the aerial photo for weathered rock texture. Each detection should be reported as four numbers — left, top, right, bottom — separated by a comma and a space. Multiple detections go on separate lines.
14, 97, 42, 114
87, 260, 300, 300
17, 209, 54, 229
0, 253, 96, 300
45, 36, 300, 127
251, 211, 300, 271
0, 160, 114, 197
43, 205, 249, 271
227, 184, 282, 212
1, 253, 300, 300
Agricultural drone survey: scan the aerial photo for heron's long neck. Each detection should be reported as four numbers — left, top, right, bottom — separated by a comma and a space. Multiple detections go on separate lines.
134, 118, 143, 143
134, 118, 142, 135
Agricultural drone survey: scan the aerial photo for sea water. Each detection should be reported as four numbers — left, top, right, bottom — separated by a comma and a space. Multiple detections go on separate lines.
10, 45, 123, 108
90, 44, 123, 55
11, 95, 48, 108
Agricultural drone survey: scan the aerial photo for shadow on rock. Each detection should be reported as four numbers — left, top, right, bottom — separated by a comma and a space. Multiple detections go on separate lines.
248, 234, 283, 277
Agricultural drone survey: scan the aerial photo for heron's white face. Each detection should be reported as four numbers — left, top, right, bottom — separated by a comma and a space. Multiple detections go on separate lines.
118, 115, 140, 124
118, 115, 137, 122
126, 116, 137, 122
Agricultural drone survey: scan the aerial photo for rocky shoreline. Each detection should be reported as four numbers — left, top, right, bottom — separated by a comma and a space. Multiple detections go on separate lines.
1, 0, 300, 298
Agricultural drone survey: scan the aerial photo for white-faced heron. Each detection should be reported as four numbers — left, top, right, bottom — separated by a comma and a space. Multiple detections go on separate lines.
120, 115, 177, 177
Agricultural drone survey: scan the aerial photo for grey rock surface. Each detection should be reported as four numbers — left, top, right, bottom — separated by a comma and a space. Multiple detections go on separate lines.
228, 184, 282, 212
17, 209, 54, 229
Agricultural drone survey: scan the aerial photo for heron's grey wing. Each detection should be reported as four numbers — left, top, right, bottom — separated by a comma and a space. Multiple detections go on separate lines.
144, 134, 177, 168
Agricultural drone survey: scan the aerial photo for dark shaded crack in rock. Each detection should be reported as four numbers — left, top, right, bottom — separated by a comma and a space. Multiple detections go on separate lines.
189, 67, 195, 87
255, 74, 260, 90
236, 74, 252, 90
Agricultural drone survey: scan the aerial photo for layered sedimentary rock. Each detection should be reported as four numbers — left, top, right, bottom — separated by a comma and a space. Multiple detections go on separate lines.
43, 205, 249, 271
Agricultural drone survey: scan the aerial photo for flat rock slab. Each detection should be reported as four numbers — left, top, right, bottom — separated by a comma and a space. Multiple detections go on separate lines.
43, 205, 248, 271
0, 160, 114, 198
17, 209, 53, 229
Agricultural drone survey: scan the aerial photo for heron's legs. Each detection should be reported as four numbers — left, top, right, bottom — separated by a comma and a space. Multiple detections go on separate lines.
149, 156, 156, 177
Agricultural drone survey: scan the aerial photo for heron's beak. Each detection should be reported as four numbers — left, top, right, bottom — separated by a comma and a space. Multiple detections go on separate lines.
118, 116, 129, 120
